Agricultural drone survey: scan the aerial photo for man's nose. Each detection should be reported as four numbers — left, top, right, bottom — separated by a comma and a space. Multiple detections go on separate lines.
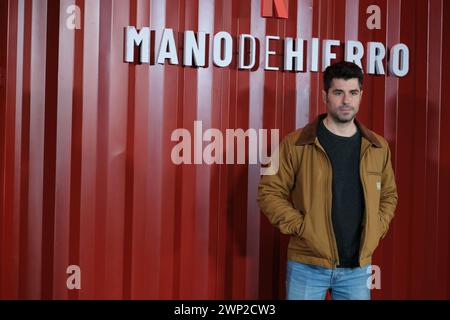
344, 93, 352, 104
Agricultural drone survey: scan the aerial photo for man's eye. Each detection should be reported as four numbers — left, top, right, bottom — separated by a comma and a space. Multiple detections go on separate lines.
352, 92, 358, 95
335, 92, 342, 96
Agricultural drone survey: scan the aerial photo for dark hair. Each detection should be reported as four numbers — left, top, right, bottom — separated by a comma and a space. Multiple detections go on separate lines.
323, 61, 363, 92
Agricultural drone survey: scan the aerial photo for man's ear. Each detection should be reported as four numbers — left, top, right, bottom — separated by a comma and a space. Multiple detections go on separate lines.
360, 90, 363, 98
322, 90, 328, 104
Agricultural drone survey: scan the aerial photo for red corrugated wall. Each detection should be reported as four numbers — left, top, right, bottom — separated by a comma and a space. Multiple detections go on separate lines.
0, 0, 449, 299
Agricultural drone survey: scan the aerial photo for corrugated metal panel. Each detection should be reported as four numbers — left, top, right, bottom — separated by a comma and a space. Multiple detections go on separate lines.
0, 0, 449, 299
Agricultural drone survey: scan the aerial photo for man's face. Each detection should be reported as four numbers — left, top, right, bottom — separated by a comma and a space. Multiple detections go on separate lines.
322, 78, 363, 123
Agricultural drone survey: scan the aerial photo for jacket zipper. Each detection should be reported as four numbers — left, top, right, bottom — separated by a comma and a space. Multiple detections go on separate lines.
316, 142, 339, 268
358, 144, 371, 265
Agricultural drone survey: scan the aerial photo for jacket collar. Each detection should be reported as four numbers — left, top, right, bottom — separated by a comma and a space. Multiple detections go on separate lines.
295, 113, 382, 148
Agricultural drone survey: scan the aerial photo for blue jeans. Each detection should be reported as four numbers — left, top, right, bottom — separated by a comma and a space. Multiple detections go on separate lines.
286, 260, 372, 300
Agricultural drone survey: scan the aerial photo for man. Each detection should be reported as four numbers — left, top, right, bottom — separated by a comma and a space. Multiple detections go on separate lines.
257, 61, 398, 300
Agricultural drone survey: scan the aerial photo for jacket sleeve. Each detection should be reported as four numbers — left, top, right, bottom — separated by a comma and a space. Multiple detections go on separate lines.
379, 144, 398, 239
257, 136, 305, 236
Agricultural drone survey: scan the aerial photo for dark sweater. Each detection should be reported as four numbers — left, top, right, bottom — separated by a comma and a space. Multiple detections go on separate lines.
317, 120, 364, 268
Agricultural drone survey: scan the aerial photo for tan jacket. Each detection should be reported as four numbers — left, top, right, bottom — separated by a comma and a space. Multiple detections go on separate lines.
257, 114, 398, 268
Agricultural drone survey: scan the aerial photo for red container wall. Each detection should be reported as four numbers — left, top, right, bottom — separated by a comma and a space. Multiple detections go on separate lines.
1, 0, 450, 299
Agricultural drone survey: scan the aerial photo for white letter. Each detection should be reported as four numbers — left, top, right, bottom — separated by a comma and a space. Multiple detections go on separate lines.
284, 38, 304, 71
389, 43, 409, 77
171, 129, 192, 164
203, 129, 224, 164
310, 38, 319, 72
66, 5, 81, 30
183, 31, 206, 67
323, 39, 340, 71
345, 40, 364, 70
367, 265, 381, 290
238, 34, 256, 69
66, 265, 81, 290
265, 36, 280, 71
366, 5, 381, 30
259, 129, 279, 175
225, 129, 258, 164
367, 42, 386, 75
213, 31, 233, 67
194, 121, 203, 164
157, 28, 179, 65
125, 27, 150, 63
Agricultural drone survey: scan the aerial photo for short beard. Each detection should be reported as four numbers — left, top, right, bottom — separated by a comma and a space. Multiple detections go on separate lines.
328, 107, 356, 123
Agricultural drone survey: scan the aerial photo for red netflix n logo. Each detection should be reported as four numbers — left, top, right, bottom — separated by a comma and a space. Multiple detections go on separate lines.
261, 0, 289, 19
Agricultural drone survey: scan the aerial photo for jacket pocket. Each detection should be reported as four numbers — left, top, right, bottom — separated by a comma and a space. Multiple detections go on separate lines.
298, 212, 308, 239
377, 214, 387, 239
296, 213, 328, 259
362, 212, 383, 259
366, 170, 382, 203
